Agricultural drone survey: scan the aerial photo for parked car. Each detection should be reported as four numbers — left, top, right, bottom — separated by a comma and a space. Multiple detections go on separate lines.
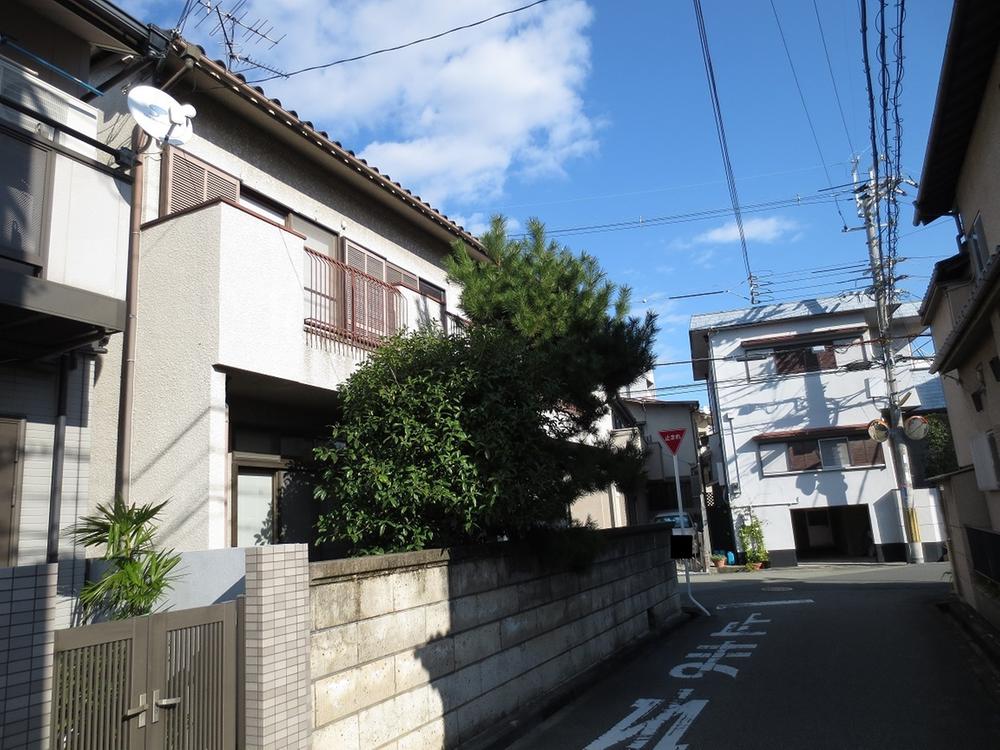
652, 511, 697, 531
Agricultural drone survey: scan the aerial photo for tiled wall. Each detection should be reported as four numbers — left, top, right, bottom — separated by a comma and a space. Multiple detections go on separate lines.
0, 560, 83, 748
243, 544, 311, 749
308, 527, 679, 750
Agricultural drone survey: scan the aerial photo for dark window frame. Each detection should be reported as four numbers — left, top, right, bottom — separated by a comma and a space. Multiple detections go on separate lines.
759, 434, 885, 476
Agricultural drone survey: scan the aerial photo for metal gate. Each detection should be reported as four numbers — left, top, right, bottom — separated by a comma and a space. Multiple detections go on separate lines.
50, 601, 238, 749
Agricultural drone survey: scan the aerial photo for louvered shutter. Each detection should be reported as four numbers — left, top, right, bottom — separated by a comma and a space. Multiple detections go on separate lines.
787, 440, 821, 471
365, 255, 386, 332
162, 148, 240, 214
847, 437, 883, 466
816, 346, 837, 371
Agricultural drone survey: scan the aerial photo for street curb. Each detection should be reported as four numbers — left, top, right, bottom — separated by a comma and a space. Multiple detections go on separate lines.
459, 609, 696, 750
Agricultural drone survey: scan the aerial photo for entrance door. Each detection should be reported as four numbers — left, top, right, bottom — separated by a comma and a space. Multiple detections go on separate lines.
0, 417, 24, 567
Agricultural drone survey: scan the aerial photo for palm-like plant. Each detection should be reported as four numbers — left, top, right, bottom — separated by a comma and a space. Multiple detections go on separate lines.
71, 497, 181, 620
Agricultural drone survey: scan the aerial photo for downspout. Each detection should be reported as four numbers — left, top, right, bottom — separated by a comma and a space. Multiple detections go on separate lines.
113, 59, 194, 503
47, 354, 71, 563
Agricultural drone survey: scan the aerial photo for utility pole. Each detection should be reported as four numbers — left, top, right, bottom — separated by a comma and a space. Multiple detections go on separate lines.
853, 159, 924, 564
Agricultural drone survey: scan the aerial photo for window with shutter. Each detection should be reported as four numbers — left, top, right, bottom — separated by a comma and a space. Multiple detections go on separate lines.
773, 343, 837, 374
161, 148, 240, 215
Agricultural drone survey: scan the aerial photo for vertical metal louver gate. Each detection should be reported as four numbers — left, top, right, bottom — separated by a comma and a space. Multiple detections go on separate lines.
50, 602, 237, 749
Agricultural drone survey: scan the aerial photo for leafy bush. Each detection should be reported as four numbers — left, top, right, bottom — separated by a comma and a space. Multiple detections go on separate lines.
737, 510, 768, 565
314, 328, 644, 554
71, 497, 181, 620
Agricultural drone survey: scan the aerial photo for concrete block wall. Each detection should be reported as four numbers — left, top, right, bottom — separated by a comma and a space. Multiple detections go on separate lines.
243, 544, 311, 749
309, 526, 678, 749
0, 560, 83, 749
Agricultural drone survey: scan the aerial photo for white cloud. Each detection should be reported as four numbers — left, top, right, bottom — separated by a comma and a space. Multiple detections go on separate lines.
692, 216, 801, 245
145, 0, 597, 211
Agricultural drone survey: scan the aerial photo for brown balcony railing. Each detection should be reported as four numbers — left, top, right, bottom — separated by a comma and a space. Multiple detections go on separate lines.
304, 248, 406, 349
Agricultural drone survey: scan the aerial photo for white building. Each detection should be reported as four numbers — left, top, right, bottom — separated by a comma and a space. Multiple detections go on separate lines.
689, 295, 947, 566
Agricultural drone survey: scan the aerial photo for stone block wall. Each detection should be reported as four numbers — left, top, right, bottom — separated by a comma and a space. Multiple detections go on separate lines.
0, 560, 83, 749
243, 544, 311, 749
309, 526, 678, 749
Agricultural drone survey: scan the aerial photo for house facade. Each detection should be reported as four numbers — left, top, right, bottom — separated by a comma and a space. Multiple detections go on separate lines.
913, 0, 1000, 629
0, 0, 167, 569
80, 35, 486, 555
689, 295, 947, 567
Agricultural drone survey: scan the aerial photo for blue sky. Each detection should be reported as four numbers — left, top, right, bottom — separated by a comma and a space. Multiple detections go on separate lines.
122, 0, 955, 401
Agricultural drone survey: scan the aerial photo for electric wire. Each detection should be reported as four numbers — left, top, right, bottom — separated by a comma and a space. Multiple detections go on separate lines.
769, 0, 851, 231
513, 191, 849, 240
247, 0, 552, 83
812, 0, 856, 155
692, 0, 756, 301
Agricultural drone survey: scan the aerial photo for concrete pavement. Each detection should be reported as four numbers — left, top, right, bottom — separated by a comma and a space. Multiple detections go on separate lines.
507, 562, 1000, 749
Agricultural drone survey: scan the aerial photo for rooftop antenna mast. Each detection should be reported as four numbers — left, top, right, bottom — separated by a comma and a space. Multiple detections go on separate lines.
195, 0, 287, 77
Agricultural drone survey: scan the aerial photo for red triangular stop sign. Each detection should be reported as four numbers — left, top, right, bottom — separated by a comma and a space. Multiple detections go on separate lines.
659, 429, 686, 455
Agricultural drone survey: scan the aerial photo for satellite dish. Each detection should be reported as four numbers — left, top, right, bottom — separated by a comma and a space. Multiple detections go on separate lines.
903, 415, 930, 441
127, 85, 196, 146
867, 419, 890, 443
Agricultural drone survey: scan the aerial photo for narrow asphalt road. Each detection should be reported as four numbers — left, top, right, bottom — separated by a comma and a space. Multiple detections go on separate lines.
508, 563, 1000, 749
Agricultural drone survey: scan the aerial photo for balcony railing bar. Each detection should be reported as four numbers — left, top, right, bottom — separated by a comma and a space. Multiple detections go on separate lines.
304, 248, 405, 350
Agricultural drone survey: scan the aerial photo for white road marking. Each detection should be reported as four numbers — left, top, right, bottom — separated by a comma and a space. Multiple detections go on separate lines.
716, 598, 814, 610
586, 691, 708, 750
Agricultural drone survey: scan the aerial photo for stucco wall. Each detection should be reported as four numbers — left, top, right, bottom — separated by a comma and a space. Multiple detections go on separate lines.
309, 527, 680, 749
90, 204, 225, 549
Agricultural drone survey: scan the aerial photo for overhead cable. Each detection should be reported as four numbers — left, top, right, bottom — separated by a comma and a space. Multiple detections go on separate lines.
769, 0, 850, 230
812, 0, 856, 155
692, 0, 757, 302
247, 0, 552, 83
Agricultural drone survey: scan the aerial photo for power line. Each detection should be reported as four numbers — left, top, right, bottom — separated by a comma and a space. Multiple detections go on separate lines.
247, 0, 552, 83
692, 0, 757, 302
769, 0, 850, 231
812, 0, 856, 155
510, 192, 845, 240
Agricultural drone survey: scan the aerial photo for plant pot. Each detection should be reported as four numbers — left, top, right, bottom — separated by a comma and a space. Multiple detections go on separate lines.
712, 559, 726, 570
751, 562, 763, 571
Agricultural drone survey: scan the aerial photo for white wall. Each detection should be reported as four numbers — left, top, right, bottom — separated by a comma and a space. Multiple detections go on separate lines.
45, 154, 130, 300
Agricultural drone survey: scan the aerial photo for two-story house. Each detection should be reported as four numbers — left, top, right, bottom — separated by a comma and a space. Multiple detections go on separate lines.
80, 33, 487, 555
913, 0, 1000, 629
689, 295, 947, 567
0, 0, 171, 569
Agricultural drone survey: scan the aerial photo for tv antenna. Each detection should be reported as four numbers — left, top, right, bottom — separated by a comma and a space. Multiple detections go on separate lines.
195, 0, 287, 77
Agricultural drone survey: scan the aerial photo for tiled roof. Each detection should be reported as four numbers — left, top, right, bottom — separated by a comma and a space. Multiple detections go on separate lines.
171, 40, 485, 253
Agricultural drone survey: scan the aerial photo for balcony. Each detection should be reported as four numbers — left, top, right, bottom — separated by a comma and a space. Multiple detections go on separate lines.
0, 55, 130, 359
140, 200, 436, 393
303, 249, 406, 350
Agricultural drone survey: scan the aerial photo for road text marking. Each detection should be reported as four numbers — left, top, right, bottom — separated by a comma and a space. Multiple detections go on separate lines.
716, 598, 814, 610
